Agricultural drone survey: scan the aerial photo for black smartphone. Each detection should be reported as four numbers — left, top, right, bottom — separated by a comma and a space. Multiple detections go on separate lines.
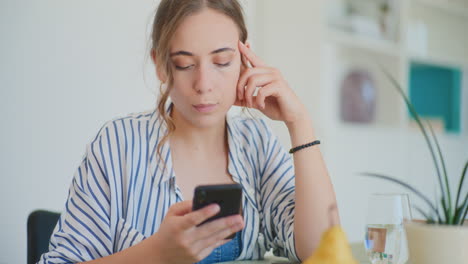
192, 183, 243, 239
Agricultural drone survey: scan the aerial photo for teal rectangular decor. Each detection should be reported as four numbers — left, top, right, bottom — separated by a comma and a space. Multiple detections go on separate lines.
409, 62, 462, 133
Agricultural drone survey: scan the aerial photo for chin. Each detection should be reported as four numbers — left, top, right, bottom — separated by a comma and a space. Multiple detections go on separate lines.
190, 105, 230, 128
173, 102, 231, 129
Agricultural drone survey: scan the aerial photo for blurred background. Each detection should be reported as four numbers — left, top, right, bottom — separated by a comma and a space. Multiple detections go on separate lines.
1, 0, 467, 263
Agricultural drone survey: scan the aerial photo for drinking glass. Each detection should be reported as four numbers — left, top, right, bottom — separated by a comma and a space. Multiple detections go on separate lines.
364, 193, 412, 264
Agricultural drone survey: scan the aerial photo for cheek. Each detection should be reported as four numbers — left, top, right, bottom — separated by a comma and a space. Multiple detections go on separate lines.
220, 70, 240, 103
168, 85, 189, 109
171, 72, 190, 89
223, 69, 241, 86
169, 75, 193, 98
223, 62, 242, 90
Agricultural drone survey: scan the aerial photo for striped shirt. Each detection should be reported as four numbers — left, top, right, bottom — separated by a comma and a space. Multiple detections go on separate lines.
39, 108, 299, 263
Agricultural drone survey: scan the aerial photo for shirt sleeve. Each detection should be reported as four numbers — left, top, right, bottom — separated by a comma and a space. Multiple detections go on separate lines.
258, 120, 300, 262
38, 134, 114, 263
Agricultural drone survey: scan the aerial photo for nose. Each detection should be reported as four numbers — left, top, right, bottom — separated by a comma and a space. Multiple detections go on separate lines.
194, 62, 213, 94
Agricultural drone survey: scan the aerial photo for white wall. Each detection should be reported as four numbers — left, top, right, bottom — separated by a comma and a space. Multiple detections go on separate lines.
1, 1, 158, 263
1, 0, 467, 263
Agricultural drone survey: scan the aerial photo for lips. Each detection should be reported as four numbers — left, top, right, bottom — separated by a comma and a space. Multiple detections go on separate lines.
193, 103, 218, 113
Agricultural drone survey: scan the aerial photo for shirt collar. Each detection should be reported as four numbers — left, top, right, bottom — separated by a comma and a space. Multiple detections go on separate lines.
226, 113, 257, 205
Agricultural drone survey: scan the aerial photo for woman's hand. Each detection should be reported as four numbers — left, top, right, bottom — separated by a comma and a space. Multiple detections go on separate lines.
235, 41, 309, 126
148, 200, 244, 264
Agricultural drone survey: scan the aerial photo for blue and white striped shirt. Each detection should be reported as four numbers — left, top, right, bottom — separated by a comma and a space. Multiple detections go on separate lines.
39, 108, 299, 263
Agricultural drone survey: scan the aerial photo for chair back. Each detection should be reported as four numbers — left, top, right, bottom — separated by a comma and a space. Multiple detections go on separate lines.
27, 210, 61, 264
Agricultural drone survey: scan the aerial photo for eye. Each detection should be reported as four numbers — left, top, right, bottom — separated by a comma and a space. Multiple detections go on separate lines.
216, 62, 231, 67
175, 65, 194, 71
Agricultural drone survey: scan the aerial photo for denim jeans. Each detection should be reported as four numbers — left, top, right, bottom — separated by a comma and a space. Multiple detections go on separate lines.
195, 232, 242, 264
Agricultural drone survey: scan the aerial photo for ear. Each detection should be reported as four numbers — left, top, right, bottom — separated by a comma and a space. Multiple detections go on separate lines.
151, 50, 168, 83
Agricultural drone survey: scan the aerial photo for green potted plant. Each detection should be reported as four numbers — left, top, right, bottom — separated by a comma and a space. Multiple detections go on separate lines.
361, 70, 467, 264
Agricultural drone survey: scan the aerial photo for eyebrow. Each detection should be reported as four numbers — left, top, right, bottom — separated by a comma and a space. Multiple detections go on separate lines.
170, 47, 235, 57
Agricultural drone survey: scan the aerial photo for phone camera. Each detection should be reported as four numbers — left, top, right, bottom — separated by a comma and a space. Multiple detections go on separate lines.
200, 190, 207, 203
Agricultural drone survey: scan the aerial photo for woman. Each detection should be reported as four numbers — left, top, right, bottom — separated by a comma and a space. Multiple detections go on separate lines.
39, 0, 339, 263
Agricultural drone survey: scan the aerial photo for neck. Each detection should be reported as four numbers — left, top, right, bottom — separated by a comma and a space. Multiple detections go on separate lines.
170, 107, 227, 153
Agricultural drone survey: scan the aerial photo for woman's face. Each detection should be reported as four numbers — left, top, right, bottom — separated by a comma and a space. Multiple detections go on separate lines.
167, 8, 242, 128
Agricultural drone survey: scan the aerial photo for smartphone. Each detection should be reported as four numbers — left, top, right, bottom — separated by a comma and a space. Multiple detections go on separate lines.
192, 183, 243, 239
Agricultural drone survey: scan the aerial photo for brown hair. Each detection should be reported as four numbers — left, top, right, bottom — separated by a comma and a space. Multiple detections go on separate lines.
150, 0, 248, 164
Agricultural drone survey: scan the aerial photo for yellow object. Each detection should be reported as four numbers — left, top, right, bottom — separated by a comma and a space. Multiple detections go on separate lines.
302, 226, 359, 264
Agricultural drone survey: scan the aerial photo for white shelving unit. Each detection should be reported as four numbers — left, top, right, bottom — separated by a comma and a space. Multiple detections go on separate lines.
413, 0, 468, 18
325, 28, 402, 58
320, 0, 468, 130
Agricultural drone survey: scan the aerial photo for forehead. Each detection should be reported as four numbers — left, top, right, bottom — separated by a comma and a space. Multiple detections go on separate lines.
170, 8, 240, 54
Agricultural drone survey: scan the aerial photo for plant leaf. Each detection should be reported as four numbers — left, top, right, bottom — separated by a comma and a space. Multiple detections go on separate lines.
434, 192, 442, 223
454, 204, 466, 225
459, 192, 468, 225
461, 200, 468, 226
455, 160, 468, 209
380, 67, 447, 206
427, 121, 452, 222
361, 172, 440, 219
441, 196, 450, 224
434, 186, 445, 223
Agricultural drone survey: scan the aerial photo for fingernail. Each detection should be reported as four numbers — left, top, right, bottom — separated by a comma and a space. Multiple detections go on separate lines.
211, 204, 220, 213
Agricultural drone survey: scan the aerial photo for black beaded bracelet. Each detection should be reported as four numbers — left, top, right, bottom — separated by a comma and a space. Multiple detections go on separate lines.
289, 140, 321, 154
